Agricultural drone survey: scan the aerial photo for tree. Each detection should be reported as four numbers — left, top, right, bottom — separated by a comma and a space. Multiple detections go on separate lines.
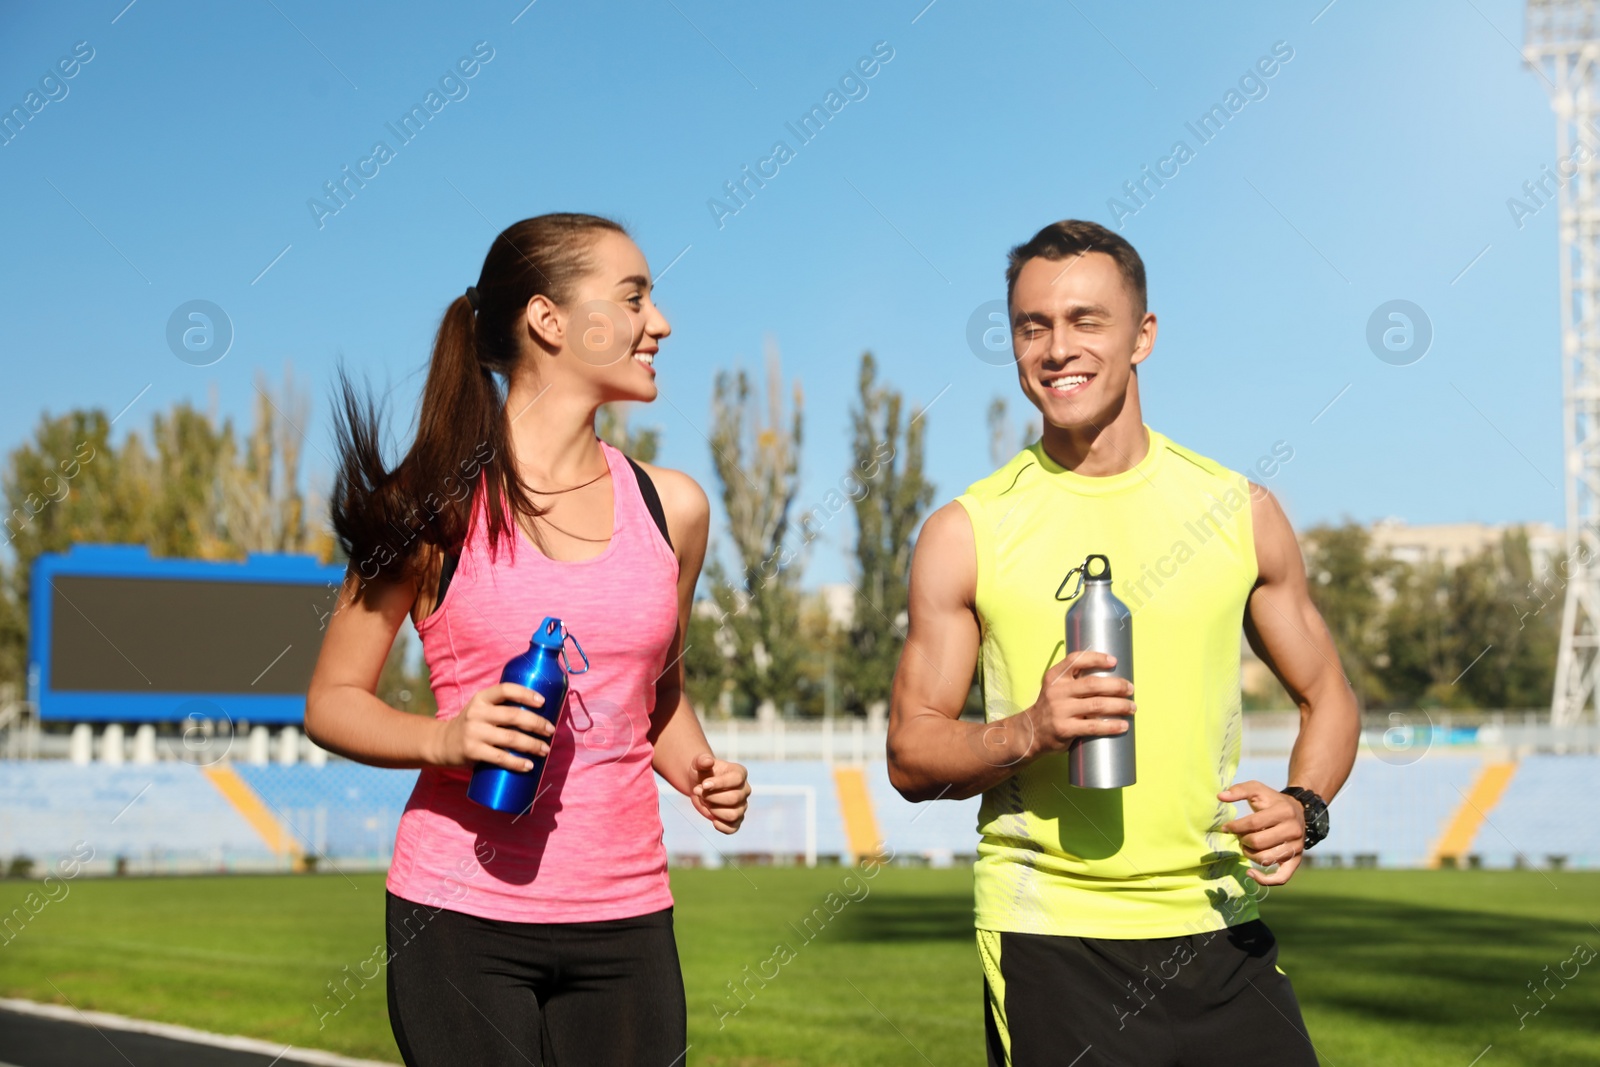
595, 402, 661, 463
224, 368, 316, 554
1376, 528, 1559, 710
1301, 521, 1393, 709
377, 632, 439, 718
1447, 529, 1559, 709
986, 395, 1040, 469
1496, 527, 1561, 707
683, 604, 731, 717
3, 409, 138, 612
0, 573, 23, 700
0, 367, 329, 694
703, 339, 805, 719
796, 590, 846, 719
1378, 557, 1459, 706
144, 401, 237, 560
840, 352, 935, 718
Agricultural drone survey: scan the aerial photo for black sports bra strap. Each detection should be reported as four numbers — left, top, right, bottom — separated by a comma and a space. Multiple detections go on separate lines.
432, 453, 672, 613
435, 547, 460, 609
625, 455, 674, 552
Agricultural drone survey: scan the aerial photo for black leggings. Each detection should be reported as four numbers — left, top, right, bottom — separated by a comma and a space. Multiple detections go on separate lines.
385, 890, 687, 1067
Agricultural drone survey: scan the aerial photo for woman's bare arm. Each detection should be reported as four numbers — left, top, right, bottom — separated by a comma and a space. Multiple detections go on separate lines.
641, 463, 750, 832
304, 566, 555, 772
305, 570, 441, 768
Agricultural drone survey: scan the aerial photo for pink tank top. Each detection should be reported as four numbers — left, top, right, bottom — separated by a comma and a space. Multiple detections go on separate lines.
386, 439, 680, 922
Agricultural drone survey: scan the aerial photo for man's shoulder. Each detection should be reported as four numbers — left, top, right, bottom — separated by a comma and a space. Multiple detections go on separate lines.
1152, 430, 1248, 489
960, 444, 1043, 504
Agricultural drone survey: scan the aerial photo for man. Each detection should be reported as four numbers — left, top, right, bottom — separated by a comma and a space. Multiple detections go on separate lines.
887, 219, 1358, 1067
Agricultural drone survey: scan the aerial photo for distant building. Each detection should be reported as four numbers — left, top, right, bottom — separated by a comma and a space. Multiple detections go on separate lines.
1365, 518, 1562, 572
1243, 518, 1565, 708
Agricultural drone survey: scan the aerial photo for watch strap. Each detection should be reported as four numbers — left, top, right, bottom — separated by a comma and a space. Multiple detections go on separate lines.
1280, 786, 1329, 849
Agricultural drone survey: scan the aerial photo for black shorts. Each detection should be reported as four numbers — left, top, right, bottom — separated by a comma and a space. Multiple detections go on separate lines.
384, 890, 686, 1067
979, 919, 1319, 1067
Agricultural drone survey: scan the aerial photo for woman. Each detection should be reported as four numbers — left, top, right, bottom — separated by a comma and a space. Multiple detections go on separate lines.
305, 213, 750, 1066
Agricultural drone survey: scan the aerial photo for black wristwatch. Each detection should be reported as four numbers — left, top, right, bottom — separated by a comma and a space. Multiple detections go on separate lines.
1280, 786, 1329, 850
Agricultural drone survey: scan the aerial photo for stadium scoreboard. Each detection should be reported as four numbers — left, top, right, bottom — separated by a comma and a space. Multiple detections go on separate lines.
29, 545, 345, 724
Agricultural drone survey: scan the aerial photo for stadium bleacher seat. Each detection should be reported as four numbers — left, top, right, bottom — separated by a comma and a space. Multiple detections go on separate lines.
1, 748, 1581, 874
233, 762, 419, 863
1467, 754, 1600, 869
865, 761, 981, 863
0, 763, 277, 874
1240, 752, 1483, 868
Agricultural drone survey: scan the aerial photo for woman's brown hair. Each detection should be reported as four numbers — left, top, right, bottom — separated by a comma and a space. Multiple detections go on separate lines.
330, 213, 627, 599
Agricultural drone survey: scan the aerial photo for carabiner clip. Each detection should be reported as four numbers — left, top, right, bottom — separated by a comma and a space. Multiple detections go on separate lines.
1054, 562, 1086, 602
561, 631, 591, 675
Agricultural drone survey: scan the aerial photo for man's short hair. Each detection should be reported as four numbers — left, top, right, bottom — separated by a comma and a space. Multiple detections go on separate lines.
1005, 220, 1148, 317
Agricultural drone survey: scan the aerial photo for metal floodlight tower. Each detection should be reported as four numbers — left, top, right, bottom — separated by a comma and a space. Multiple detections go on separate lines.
1527, 0, 1600, 726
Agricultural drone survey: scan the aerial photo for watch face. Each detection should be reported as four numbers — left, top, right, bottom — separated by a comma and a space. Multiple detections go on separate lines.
1286, 788, 1329, 845
1309, 804, 1329, 836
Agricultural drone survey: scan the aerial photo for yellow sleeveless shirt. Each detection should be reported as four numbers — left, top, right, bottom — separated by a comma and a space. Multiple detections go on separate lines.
955, 425, 1260, 938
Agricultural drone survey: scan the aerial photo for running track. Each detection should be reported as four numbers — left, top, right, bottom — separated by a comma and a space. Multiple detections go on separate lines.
0, 1000, 391, 1067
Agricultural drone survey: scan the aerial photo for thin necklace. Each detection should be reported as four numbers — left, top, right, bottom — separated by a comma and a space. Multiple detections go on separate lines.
530, 513, 611, 543
523, 466, 613, 544
524, 465, 610, 495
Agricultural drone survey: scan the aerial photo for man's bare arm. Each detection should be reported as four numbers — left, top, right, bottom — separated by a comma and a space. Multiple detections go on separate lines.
1221, 484, 1360, 886
1242, 486, 1360, 801
886, 501, 1136, 802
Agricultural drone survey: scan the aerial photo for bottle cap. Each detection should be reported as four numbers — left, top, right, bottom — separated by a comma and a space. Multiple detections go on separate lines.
528, 617, 590, 674
530, 617, 565, 650
1054, 553, 1113, 601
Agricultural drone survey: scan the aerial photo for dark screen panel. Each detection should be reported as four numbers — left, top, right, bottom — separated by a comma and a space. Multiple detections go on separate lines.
49, 576, 338, 694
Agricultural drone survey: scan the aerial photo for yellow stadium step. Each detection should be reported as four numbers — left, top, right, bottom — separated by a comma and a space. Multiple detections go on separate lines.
201, 764, 307, 871
832, 766, 882, 865
1429, 761, 1518, 869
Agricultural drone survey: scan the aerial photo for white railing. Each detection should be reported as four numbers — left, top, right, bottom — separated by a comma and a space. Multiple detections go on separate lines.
1242, 710, 1600, 757
702, 713, 1597, 762
8, 711, 1598, 764
704, 718, 882, 764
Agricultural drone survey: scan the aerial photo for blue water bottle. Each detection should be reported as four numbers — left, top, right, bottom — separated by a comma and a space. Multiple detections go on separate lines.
466, 616, 590, 814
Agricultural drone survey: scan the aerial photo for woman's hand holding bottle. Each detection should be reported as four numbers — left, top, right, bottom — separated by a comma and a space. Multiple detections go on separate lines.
428, 683, 555, 772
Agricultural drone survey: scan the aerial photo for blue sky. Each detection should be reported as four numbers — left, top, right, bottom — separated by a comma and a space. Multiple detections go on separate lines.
0, 0, 1565, 587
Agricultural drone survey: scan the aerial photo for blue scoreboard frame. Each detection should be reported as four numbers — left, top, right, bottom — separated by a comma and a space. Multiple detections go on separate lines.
29, 544, 347, 724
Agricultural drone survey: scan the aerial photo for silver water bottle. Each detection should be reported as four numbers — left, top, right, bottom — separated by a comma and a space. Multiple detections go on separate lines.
1057, 553, 1136, 788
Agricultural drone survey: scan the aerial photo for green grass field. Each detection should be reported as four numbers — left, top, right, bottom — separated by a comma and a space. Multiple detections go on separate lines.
1, 867, 1597, 1066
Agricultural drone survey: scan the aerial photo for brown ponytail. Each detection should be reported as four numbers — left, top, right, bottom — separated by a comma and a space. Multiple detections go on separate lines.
331, 213, 627, 599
